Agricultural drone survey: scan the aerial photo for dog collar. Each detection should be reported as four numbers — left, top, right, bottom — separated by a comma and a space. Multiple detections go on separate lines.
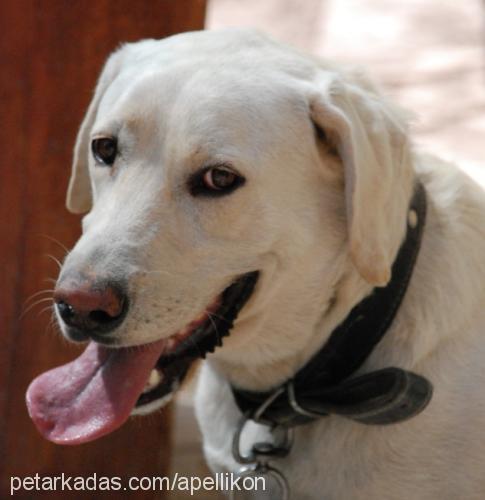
232, 182, 433, 427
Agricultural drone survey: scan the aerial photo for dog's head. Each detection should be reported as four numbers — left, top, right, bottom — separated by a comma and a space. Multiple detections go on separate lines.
27, 29, 413, 444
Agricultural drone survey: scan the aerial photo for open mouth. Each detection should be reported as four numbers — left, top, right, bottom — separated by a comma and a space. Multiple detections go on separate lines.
134, 270, 259, 411
26, 271, 259, 445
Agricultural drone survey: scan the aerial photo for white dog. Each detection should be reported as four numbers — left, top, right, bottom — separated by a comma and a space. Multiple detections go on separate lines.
26, 29, 485, 499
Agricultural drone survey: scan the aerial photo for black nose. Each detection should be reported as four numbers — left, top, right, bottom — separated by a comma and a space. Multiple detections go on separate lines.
54, 279, 128, 342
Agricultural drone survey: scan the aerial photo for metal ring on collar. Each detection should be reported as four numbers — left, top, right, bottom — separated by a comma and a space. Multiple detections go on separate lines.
232, 411, 294, 466
286, 380, 323, 419
232, 412, 257, 464
253, 386, 286, 424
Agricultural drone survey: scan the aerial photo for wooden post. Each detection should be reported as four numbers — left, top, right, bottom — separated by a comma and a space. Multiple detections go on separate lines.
0, 1, 206, 497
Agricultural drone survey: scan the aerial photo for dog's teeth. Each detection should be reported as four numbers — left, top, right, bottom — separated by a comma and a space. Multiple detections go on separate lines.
143, 369, 162, 393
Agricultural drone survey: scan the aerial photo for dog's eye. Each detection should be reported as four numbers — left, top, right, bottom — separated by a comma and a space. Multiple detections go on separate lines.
204, 167, 238, 190
189, 165, 245, 197
91, 137, 118, 166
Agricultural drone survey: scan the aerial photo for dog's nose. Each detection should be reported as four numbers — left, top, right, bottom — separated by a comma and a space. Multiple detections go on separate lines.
54, 279, 128, 340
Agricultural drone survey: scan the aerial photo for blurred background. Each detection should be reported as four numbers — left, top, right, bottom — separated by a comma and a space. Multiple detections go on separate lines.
0, 0, 483, 498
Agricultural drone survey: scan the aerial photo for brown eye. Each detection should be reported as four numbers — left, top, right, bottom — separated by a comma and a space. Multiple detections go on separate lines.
203, 167, 238, 190
189, 165, 245, 197
91, 137, 117, 166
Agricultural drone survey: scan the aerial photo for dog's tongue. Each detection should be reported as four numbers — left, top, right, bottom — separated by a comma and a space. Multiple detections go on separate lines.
26, 339, 166, 445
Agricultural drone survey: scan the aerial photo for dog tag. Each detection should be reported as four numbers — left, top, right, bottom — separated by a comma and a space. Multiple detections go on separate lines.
231, 410, 293, 499
229, 463, 289, 500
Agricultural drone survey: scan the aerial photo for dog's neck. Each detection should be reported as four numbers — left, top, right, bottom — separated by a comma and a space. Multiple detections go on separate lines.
209, 159, 485, 392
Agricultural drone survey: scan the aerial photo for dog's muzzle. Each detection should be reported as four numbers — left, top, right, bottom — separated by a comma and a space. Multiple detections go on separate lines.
27, 271, 259, 445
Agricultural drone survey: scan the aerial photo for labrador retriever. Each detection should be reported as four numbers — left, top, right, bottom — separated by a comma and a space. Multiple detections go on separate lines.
27, 29, 485, 499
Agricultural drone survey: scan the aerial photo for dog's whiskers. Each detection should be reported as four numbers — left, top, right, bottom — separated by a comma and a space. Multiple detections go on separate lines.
20, 297, 54, 320
23, 288, 55, 309
45, 254, 63, 271
205, 310, 222, 347
206, 310, 228, 323
38, 304, 55, 318
39, 233, 70, 255
44, 312, 56, 338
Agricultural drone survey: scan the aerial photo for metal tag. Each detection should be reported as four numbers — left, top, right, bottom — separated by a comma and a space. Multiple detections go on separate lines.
230, 463, 289, 500
231, 411, 293, 499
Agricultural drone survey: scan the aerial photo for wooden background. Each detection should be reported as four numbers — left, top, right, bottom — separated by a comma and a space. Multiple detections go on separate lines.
0, 1, 206, 498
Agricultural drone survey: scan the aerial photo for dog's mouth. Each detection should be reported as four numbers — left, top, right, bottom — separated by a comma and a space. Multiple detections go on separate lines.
134, 271, 259, 411
26, 271, 259, 445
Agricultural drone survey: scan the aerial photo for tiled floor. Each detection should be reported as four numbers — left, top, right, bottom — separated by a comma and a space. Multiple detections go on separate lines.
168, 1, 485, 497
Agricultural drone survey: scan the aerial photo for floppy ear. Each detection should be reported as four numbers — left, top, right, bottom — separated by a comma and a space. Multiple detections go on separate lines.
309, 74, 414, 286
66, 51, 123, 214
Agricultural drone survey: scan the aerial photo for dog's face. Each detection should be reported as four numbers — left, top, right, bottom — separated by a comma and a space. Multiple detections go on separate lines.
27, 30, 414, 444
58, 32, 349, 349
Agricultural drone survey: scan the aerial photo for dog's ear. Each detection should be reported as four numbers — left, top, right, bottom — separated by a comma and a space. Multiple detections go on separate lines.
66, 51, 123, 214
309, 74, 413, 286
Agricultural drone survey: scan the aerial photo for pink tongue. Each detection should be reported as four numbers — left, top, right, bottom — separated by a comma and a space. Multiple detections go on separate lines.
26, 340, 166, 445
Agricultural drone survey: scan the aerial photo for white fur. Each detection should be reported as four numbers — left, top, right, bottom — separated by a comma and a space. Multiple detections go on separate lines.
64, 29, 485, 499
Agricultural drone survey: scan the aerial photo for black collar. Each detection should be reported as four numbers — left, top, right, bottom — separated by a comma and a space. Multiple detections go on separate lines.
232, 182, 433, 427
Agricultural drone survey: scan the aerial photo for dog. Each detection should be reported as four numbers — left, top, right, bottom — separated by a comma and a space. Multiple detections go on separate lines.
26, 29, 485, 499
